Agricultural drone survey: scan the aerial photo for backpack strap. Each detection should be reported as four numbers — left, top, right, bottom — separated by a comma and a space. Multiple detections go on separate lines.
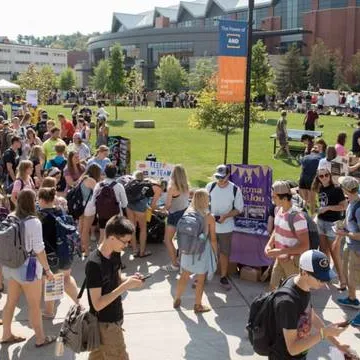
287, 209, 298, 235
350, 199, 360, 224
77, 278, 87, 299
232, 184, 238, 209
209, 182, 216, 194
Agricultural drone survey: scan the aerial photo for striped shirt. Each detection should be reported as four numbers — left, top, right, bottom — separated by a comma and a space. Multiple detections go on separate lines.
274, 207, 307, 254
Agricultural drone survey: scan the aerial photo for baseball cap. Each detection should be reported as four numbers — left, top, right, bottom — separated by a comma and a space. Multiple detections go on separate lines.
214, 165, 229, 179
299, 250, 336, 282
338, 176, 359, 193
272, 180, 291, 195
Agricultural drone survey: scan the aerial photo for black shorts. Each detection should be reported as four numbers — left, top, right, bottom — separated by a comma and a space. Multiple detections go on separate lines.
98, 218, 109, 229
299, 176, 313, 190
304, 123, 315, 131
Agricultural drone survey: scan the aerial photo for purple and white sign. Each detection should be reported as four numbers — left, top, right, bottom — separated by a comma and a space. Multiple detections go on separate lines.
229, 164, 272, 236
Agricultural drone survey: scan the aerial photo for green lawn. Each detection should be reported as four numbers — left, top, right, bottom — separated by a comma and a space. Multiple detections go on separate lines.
5, 104, 358, 186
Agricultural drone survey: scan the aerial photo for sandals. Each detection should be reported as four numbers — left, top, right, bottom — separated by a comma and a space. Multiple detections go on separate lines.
133, 250, 152, 258
1, 335, 26, 344
35, 335, 57, 348
194, 304, 211, 314
173, 298, 181, 309
42, 312, 55, 320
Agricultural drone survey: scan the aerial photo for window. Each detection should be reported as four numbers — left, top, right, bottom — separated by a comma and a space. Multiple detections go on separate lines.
15, 61, 31, 65
237, 11, 248, 21
0, 48, 10, 53
274, 0, 312, 29
319, 0, 348, 9
0, 71, 11, 75
0, 60, 11, 64
17, 50, 30, 54
357, 0, 360, 5
147, 42, 193, 64
39, 51, 48, 56
254, 7, 269, 28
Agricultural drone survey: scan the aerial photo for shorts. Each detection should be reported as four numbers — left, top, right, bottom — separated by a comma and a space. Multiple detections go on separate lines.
316, 218, 336, 241
305, 123, 315, 131
270, 255, 300, 290
318, 104, 324, 110
99, 218, 109, 229
89, 322, 129, 360
217, 232, 232, 256
3, 258, 43, 283
167, 209, 186, 227
299, 176, 313, 190
342, 246, 360, 289
127, 199, 148, 213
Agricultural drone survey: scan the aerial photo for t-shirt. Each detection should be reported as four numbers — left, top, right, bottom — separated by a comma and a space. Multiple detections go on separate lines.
38, 207, 63, 254
317, 184, 345, 222
61, 120, 75, 139
86, 157, 111, 174
305, 111, 318, 127
272, 277, 311, 359
45, 155, 67, 170
86, 250, 124, 323
68, 143, 91, 161
352, 128, 360, 153
335, 143, 346, 157
42, 138, 66, 161
12, 177, 35, 196
3, 148, 19, 176
345, 199, 360, 252
205, 181, 244, 233
274, 206, 308, 257
300, 153, 322, 182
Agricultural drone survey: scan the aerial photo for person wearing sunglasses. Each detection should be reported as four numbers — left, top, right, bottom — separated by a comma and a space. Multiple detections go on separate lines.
311, 167, 347, 290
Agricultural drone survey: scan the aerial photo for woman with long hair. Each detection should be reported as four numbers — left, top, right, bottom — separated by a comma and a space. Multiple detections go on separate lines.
64, 151, 85, 188
96, 116, 109, 148
29, 145, 45, 187
38, 187, 80, 318
335, 132, 348, 157
86, 145, 111, 175
173, 189, 217, 313
22, 128, 42, 159
311, 167, 347, 289
161, 165, 189, 272
11, 160, 35, 205
1, 189, 56, 347
78, 118, 91, 147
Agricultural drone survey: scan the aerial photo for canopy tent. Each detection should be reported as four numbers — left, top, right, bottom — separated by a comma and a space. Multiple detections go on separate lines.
0, 79, 20, 90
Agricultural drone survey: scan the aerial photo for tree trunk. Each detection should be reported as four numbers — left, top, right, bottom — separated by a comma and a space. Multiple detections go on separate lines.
224, 129, 229, 164
115, 104, 118, 120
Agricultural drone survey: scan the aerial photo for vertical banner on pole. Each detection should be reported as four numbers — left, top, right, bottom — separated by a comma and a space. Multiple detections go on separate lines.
217, 20, 248, 103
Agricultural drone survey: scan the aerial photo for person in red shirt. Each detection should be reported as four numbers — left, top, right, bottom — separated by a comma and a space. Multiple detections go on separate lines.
303, 109, 319, 131
58, 113, 75, 144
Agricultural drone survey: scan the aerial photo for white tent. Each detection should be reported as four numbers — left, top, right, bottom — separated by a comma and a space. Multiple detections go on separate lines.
0, 79, 20, 90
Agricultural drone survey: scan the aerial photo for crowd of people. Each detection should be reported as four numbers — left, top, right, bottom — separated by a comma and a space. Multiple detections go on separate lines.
0, 101, 359, 359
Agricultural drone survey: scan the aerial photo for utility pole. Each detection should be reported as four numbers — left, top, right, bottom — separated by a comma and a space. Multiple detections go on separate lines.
242, 0, 254, 165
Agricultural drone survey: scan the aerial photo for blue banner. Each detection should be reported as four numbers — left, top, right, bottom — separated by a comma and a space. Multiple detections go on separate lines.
218, 20, 248, 57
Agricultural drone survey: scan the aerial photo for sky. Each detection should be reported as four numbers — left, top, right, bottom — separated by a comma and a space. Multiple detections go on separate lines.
2, 0, 181, 40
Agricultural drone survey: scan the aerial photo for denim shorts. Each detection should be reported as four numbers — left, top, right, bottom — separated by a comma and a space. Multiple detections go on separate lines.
316, 218, 336, 241
167, 209, 186, 227
128, 198, 148, 213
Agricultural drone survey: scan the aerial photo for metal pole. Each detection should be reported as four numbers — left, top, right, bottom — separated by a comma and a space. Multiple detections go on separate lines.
242, 0, 254, 165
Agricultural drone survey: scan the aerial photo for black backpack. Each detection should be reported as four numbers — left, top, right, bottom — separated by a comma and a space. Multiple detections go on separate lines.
50, 159, 67, 192
66, 179, 92, 220
247, 279, 299, 356
125, 179, 154, 203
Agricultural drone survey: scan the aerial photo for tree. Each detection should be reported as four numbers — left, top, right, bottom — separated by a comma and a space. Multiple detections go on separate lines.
90, 59, 109, 92
155, 55, 188, 93
275, 45, 307, 97
189, 58, 216, 91
189, 87, 263, 164
347, 51, 360, 91
251, 40, 275, 99
308, 39, 333, 88
126, 66, 144, 110
108, 43, 126, 120
59, 67, 76, 91
331, 49, 347, 90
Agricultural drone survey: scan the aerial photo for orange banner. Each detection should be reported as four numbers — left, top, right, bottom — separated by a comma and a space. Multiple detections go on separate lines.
217, 56, 246, 103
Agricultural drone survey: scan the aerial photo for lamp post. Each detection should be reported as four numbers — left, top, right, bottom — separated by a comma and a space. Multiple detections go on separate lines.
242, 0, 254, 165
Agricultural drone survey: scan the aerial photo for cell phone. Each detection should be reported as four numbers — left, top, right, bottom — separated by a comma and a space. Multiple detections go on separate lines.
141, 273, 152, 281
214, 215, 221, 222
337, 319, 351, 328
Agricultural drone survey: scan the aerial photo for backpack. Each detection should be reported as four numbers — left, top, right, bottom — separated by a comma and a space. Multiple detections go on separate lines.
50, 159, 67, 192
176, 211, 206, 261
288, 209, 319, 250
4, 178, 25, 195
58, 279, 100, 353
247, 278, 299, 356
209, 181, 238, 209
95, 181, 119, 220
0, 215, 34, 268
125, 179, 154, 203
67, 180, 92, 220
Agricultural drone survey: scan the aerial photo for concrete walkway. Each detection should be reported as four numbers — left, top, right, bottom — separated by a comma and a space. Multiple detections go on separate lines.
0, 244, 359, 360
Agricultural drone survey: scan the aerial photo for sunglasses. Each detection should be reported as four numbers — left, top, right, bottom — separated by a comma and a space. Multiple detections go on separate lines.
318, 173, 330, 179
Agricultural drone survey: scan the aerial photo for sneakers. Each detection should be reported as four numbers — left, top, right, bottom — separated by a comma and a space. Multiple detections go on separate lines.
161, 263, 180, 272
351, 313, 360, 327
337, 297, 360, 309
220, 277, 232, 291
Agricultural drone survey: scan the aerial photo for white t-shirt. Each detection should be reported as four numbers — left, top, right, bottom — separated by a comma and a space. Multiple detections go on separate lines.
206, 181, 244, 234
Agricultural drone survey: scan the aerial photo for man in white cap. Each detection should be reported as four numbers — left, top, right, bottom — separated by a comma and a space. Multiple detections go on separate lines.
336, 176, 360, 327
206, 165, 243, 290
269, 249, 351, 359
265, 180, 310, 290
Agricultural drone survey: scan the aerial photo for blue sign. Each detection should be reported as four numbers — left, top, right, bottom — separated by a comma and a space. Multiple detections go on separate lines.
218, 20, 248, 57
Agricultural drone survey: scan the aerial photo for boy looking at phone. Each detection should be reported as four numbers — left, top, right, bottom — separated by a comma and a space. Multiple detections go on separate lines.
336, 177, 360, 327
86, 215, 145, 360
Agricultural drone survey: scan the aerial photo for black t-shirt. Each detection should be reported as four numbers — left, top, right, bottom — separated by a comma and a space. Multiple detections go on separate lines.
272, 278, 311, 359
352, 128, 360, 153
300, 153, 321, 182
3, 148, 19, 176
38, 207, 63, 254
318, 184, 345, 222
86, 250, 124, 323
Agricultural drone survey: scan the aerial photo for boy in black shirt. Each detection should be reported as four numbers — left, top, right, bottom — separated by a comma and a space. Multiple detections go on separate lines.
270, 250, 351, 359
86, 215, 144, 360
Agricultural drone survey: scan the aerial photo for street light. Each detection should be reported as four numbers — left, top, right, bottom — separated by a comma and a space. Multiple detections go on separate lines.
242, 0, 254, 165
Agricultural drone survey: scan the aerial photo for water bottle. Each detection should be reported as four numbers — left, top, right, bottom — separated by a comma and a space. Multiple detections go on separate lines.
55, 336, 64, 357
26, 256, 36, 282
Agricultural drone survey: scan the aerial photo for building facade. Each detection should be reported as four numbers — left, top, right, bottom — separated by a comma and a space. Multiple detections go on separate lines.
88, 0, 360, 89
0, 43, 67, 81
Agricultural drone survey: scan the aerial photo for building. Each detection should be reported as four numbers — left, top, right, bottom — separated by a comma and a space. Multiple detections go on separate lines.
88, 0, 360, 89
0, 42, 67, 81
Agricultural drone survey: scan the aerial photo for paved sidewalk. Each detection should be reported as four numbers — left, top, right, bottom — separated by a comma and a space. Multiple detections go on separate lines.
0, 244, 359, 360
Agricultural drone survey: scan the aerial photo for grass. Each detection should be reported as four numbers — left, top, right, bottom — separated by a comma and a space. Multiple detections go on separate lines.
5, 104, 358, 185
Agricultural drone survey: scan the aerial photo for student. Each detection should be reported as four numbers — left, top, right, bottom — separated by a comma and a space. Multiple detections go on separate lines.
96, 115, 109, 148
335, 132, 348, 157
42, 127, 66, 163
336, 176, 360, 327
303, 109, 319, 131
205, 165, 243, 290
10, 160, 35, 205
3, 135, 21, 191
58, 113, 75, 144
64, 151, 85, 188
269, 249, 350, 360
86, 215, 144, 360
68, 132, 90, 161
274, 110, 292, 160
87, 145, 111, 175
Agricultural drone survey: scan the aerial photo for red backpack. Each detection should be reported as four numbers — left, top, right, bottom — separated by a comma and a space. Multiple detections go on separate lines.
95, 181, 119, 220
